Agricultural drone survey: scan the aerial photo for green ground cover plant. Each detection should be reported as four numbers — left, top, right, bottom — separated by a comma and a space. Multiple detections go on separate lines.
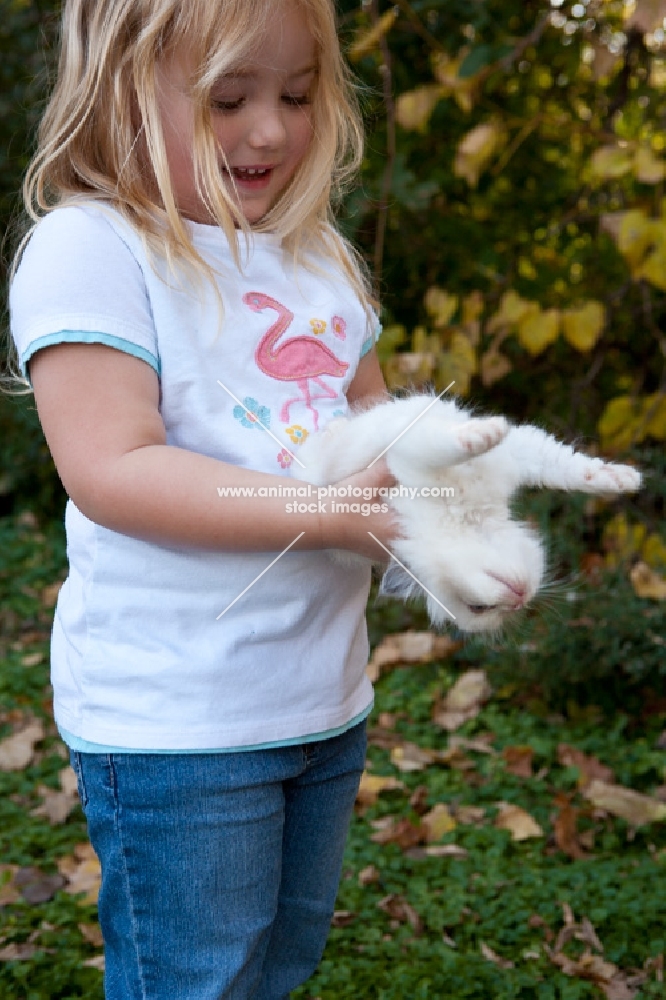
0, 497, 664, 999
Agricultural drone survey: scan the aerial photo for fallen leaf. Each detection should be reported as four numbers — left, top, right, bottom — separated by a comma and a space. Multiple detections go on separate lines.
377, 894, 424, 935
558, 744, 615, 788
630, 561, 666, 599
405, 843, 468, 860
331, 910, 356, 928
553, 793, 589, 860
495, 802, 544, 841
370, 817, 425, 849
0, 941, 38, 961
366, 632, 461, 682
57, 843, 101, 905
390, 742, 436, 773
31, 766, 80, 825
408, 785, 430, 814
480, 941, 514, 969
421, 803, 456, 841
355, 771, 404, 809
0, 718, 44, 771
582, 780, 666, 825
502, 745, 534, 778
21, 652, 44, 668
83, 955, 105, 971
433, 669, 492, 731
454, 805, 486, 825
41, 581, 64, 608
358, 865, 380, 886
79, 922, 104, 947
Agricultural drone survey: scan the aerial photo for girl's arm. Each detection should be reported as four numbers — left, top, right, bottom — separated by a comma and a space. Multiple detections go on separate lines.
29, 343, 397, 558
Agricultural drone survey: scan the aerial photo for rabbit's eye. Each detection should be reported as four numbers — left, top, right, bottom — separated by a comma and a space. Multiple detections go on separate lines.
468, 603, 498, 614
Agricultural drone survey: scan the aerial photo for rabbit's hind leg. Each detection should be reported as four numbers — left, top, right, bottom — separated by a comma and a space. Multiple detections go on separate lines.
574, 456, 642, 493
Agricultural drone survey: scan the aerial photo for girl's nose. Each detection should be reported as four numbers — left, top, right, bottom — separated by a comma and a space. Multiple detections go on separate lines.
248, 105, 287, 149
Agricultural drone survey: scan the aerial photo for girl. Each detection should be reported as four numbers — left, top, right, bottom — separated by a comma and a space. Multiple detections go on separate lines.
9, 0, 398, 997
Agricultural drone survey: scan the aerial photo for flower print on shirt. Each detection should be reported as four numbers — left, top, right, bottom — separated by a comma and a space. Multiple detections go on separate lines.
277, 448, 293, 469
309, 318, 326, 336
331, 315, 347, 340
284, 424, 309, 445
233, 397, 271, 429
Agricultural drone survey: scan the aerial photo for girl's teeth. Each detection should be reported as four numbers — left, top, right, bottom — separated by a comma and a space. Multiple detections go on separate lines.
234, 168, 269, 178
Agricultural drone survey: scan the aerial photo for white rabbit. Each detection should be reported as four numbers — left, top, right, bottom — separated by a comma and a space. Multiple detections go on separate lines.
299, 395, 642, 634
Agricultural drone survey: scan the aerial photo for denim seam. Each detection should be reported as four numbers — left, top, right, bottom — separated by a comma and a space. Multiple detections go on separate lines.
109, 755, 149, 1000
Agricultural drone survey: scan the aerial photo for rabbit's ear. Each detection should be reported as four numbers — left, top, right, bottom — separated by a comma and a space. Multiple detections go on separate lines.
379, 563, 420, 600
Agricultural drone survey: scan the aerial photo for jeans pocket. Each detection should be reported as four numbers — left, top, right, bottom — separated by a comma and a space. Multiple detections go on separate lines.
69, 750, 89, 808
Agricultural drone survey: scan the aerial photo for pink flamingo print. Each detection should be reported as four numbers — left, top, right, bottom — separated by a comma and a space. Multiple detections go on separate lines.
244, 292, 349, 431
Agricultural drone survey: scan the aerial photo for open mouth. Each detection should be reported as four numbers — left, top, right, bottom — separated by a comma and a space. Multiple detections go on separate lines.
225, 166, 273, 186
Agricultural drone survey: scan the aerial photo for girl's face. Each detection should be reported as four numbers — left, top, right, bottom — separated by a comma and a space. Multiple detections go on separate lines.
156, 2, 316, 226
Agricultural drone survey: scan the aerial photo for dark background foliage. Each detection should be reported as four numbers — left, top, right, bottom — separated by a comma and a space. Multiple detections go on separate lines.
1, 0, 664, 693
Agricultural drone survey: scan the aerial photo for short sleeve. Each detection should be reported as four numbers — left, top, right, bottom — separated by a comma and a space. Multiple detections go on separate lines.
10, 205, 160, 380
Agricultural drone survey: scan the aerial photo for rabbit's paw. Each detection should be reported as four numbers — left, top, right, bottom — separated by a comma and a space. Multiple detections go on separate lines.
456, 416, 509, 457
582, 460, 642, 493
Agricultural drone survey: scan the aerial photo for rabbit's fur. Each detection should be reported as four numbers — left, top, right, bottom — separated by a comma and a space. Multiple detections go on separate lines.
299, 395, 642, 634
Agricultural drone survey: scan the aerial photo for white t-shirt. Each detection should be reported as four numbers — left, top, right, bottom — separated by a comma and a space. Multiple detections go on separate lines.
10, 204, 377, 749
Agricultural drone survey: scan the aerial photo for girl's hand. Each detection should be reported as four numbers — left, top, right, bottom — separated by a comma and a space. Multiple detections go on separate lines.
320, 458, 403, 562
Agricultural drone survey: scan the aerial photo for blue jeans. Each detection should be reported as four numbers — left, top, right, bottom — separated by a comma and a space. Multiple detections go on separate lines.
70, 720, 366, 1000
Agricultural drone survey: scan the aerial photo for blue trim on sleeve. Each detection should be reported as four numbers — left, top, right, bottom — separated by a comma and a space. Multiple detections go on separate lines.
360, 322, 382, 359
20, 330, 161, 380
58, 703, 373, 754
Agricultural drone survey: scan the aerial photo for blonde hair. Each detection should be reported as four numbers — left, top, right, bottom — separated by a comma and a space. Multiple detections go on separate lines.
17, 0, 374, 311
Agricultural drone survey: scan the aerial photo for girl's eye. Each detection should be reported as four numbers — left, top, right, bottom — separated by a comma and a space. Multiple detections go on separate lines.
211, 98, 244, 112
282, 94, 311, 108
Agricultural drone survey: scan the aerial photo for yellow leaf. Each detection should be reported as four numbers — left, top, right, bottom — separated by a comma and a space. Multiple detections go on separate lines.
602, 512, 647, 567
424, 287, 458, 327
641, 532, 666, 571
431, 50, 478, 113
437, 330, 478, 395
616, 209, 656, 270
636, 230, 666, 291
561, 301, 605, 352
453, 122, 505, 187
395, 84, 444, 132
462, 291, 484, 325
480, 349, 512, 387
432, 50, 466, 88
516, 307, 560, 356
583, 779, 666, 825
589, 145, 634, 180
422, 803, 457, 842
348, 9, 397, 61
629, 560, 666, 599
597, 395, 643, 449
486, 290, 535, 333
356, 771, 404, 808
634, 145, 666, 183
494, 803, 544, 841
641, 391, 666, 439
